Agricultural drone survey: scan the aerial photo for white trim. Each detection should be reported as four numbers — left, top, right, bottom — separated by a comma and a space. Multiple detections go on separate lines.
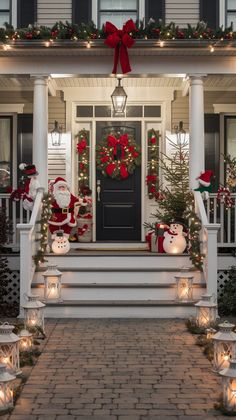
0, 104, 24, 113
139, 0, 145, 22
219, 0, 226, 28
11, 0, 17, 28
92, 0, 98, 26
213, 104, 236, 113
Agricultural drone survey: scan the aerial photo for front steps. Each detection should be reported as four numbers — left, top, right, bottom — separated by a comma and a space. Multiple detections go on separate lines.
32, 251, 206, 318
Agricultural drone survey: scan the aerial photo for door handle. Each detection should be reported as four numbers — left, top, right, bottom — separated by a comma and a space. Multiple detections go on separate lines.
97, 180, 101, 202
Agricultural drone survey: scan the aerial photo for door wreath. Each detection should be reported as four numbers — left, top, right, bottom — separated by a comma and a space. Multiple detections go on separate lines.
96, 132, 141, 180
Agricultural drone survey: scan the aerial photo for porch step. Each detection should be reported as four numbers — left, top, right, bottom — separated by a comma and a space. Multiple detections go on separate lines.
43, 300, 198, 318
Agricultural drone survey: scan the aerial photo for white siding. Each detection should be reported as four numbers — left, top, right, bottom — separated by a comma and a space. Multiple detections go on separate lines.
165, 0, 199, 27
37, 0, 72, 27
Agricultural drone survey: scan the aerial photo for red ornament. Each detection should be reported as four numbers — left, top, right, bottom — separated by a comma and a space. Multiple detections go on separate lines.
104, 19, 136, 74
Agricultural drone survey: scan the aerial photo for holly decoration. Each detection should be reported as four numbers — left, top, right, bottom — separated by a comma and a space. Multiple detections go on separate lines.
76, 129, 90, 194
146, 129, 160, 199
96, 132, 141, 180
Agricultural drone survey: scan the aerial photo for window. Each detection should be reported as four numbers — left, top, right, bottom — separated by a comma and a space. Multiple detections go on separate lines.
225, 116, 236, 157
227, 0, 236, 28
0, 117, 12, 191
0, 0, 10, 28
98, 0, 138, 28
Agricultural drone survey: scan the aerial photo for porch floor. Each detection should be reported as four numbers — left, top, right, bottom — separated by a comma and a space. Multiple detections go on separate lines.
7, 319, 225, 419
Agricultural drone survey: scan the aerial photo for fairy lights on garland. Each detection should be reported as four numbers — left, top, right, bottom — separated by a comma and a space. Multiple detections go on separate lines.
146, 128, 160, 199
76, 129, 90, 194
96, 132, 141, 180
33, 193, 52, 266
0, 20, 236, 43
216, 155, 236, 209
185, 196, 204, 271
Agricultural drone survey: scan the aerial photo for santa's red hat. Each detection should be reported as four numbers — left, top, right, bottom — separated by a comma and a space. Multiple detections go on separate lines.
52, 177, 69, 189
19, 163, 38, 177
197, 170, 213, 187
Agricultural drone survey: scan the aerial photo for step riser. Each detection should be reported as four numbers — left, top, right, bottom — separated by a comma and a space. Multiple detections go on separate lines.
34, 271, 203, 284
34, 286, 206, 301
43, 306, 197, 318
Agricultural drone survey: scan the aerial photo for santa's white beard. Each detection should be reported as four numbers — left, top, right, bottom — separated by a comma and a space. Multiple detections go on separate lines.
53, 189, 71, 208
29, 177, 40, 199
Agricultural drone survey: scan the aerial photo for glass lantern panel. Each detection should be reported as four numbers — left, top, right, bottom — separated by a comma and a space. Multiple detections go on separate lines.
224, 378, 236, 411
45, 279, 61, 300
213, 341, 233, 371
0, 344, 20, 374
176, 279, 193, 301
25, 308, 44, 330
196, 306, 216, 328
0, 383, 13, 411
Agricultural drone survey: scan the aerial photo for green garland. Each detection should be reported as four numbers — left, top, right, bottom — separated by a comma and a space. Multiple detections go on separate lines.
0, 20, 236, 42
76, 129, 90, 194
33, 192, 52, 266
146, 129, 160, 199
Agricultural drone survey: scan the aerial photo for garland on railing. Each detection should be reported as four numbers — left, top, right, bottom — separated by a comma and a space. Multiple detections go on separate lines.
0, 20, 236, 42
185, 196, 204, 271
33, 193, 52, 266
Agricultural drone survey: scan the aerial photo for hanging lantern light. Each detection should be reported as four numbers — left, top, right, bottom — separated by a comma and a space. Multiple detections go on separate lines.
175, 121, 186, 145
19, 329, 33, 352
175, 274, 193, 302
21, 294, 45, 333
42, 265, 63, 303
195, 294, 217, 328
0, 324, 21, 376
111, 77, 127, 117
50, 120, 62, 146
212, 321, 236, 373
220, 359, 236, 413
0, 363, 15, 412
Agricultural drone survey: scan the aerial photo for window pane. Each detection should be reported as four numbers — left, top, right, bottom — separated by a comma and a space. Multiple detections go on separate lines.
227, 12, 236, 28
0, 118, 11, 190
226, 118, 236, 157
0, 0, 9, 9
0, 12, 9, 27
100, 0, 137, 10
228, 0, 236, 10
100, 11, 137, 27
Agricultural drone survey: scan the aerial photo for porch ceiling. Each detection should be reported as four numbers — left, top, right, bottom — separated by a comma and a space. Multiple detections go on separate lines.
1, 75, 236, 91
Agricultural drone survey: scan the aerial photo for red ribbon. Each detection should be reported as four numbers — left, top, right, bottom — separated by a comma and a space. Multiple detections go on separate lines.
77, 139, 87, 154
104, 19, 136, 74
107, 134, 128, 159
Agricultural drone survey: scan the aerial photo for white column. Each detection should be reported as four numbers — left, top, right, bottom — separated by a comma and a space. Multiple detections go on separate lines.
32, 76, 49, 189
189, 75, 205, 189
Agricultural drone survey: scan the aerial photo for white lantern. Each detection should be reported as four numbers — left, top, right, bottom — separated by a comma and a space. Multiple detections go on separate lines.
0, 363, 15, 412
42, 265, 63, 303
21, 294, 45, 333
51, 231, 70, 254
213, 321, 236, 373
175, 274, 193, 302
19, 329, 33, 352
206, 327, 217, 340
220, 359, 236, 413
0, 324, 21, 376
195, 294, 217, 328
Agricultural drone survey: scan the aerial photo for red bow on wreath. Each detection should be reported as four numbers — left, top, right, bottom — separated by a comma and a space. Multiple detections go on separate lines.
76, 139, 87, 154
104, 19, 136, 74
108, 134, 128, 159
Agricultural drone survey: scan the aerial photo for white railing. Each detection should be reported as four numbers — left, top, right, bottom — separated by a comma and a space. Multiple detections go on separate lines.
17, 188, 44, 309
205, 193, 236, 247
194, 191, 220, 299
0, 193, 30, 247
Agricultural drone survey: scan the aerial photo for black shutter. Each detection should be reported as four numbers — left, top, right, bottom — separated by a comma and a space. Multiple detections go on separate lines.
72, 0, 92, 24
200, 0, 219, 29
145, 0, 165, 24
204, 114, 220, 192
17, 0, 37, 28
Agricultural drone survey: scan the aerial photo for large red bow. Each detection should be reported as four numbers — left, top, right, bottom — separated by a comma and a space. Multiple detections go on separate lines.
104, 19, 136, 74
107, 134, 128, 159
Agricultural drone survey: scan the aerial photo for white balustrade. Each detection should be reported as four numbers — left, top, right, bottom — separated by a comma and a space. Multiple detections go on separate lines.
0, 194, 30, 247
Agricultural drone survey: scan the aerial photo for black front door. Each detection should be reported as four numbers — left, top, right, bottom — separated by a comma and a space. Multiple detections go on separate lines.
96, 121, 141, 241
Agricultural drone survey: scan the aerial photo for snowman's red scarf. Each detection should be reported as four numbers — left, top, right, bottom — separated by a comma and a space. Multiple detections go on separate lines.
166, 229, 178, 235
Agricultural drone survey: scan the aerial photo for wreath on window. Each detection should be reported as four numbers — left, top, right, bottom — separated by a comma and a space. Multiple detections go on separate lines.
96, 133, 141, 180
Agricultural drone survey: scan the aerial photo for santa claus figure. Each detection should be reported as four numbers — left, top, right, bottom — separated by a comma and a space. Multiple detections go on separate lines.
48, 177, 79, 236
19, 163, 40, 211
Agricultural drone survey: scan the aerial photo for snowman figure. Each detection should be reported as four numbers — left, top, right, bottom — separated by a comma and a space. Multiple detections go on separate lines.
51, 230, 70, 254
163, 222, 187, 254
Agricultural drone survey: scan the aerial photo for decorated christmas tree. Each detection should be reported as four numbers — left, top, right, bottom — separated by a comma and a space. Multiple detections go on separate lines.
145, 136, 204, 270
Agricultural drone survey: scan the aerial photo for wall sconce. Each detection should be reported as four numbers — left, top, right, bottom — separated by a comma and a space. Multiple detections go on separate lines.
220, 359, 236, 413
19, 329, 33, 352
111, 77, 127, 117
175, 121, 186, 145
51, 120, 62, 146
0, 363, 15, 412
21, 294, 45, 333
195, 294, 217, 328
213, 321, 236, 373
42, 265, 63, 303
0, 323, 21, 376
175, 274, 193, 302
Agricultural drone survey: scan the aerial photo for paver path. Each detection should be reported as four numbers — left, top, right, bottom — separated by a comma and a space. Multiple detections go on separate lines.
7, 319, 228, 419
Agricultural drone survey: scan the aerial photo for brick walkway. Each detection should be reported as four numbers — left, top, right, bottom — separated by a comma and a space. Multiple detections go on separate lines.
6, 319, 227, 419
